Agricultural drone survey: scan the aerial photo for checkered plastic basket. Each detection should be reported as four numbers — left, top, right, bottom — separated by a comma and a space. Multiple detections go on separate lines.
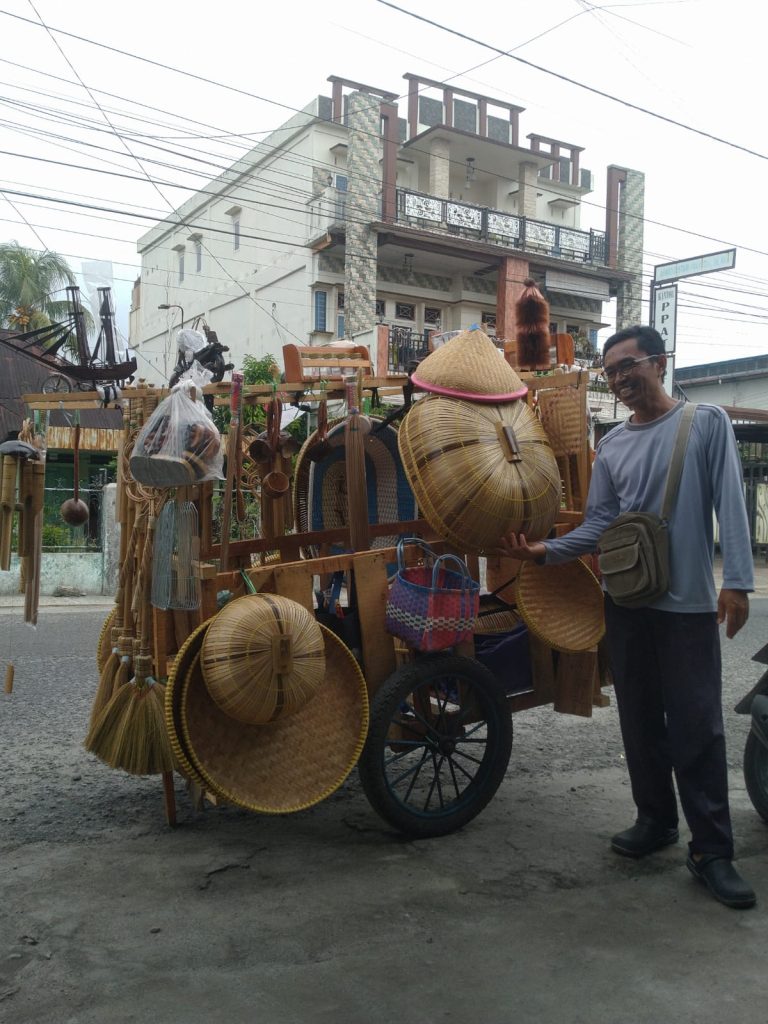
386, 538, 480, 653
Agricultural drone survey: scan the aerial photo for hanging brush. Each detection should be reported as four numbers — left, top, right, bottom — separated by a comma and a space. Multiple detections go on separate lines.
515, 277, 552, 370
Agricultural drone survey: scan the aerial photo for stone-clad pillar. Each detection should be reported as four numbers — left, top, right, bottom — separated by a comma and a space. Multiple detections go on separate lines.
429, 137, 451, 198
615, 167, 644, 329
344, 91, 382, 339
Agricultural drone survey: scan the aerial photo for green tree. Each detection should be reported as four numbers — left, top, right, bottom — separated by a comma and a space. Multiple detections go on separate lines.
0, 242, 94, 345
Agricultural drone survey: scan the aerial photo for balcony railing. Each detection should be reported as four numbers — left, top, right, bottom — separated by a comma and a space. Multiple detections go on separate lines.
395, 188, 607, 265
387, 325, 431, 373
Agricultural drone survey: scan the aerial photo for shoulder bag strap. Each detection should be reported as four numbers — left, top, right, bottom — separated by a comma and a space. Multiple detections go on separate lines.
660, 402, 697, 521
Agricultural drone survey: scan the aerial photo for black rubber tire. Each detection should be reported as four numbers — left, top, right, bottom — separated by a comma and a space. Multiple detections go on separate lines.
743, 730, 768, 824
358, 654, 513, 838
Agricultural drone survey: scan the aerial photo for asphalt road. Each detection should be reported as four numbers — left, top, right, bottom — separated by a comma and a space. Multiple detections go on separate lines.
1, 599, 767, 1024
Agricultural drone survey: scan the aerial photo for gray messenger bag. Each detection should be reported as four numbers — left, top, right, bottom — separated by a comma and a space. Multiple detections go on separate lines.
597, 403, 696, 608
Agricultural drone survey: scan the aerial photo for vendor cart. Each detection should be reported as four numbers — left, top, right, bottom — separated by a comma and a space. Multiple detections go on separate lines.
19, 353, 609, 839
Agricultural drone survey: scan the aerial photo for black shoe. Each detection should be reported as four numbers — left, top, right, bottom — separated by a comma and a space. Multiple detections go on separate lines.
686, 855, 756, 909
611, 818, 679, 858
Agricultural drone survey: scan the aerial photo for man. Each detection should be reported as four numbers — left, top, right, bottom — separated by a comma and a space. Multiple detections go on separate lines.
498, 324, 756, 909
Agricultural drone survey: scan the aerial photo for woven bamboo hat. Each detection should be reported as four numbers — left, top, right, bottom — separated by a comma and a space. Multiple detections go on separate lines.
180, 625, 369, 814
514, 559, 605, 652
411, 327, 527, 402
399, 394, 561, 553
201, 594, 325, 725
164, 618, 212, 786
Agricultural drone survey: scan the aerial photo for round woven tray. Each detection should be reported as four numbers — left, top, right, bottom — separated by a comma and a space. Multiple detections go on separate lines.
514, 559, 605, 653
201, 594, 325, 725
164, 618, 213, 786
399, 394, 561, 553
180, 625, 369, 814
96, 606, 118, 672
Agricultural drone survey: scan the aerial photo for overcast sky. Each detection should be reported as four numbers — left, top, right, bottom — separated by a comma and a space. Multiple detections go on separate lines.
0, 0, 765, 368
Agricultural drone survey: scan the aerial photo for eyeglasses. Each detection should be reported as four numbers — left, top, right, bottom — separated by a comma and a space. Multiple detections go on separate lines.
600, 354, 658, 383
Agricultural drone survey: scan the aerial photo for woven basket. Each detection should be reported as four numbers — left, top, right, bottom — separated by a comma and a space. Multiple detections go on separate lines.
514, 559, 605, 652
201, 594, 325, 725
293, 416, 416, 551
399, 394, 561, 553
537, 384, 587, 458
180, 625, 369, 814
411, 327, 527, 402
164, 618, 212, 786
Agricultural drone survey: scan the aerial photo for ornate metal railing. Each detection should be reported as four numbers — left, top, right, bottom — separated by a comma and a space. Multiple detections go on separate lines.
387, 326, 431, 373
395, 188, 607, 264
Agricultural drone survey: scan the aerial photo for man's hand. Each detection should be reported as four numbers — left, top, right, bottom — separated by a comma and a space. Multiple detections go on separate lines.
717, 588, 749, 639
492, 531, 547, 562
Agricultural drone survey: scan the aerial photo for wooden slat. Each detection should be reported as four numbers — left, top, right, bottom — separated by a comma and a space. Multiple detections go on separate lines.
553, 648, 597, 717
352, 549, 396, 696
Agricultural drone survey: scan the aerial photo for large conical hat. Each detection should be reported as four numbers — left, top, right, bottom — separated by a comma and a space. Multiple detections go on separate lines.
411, 327, 527, 403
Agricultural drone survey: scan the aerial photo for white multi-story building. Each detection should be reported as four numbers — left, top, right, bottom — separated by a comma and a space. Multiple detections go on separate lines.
130, 72, 644, 381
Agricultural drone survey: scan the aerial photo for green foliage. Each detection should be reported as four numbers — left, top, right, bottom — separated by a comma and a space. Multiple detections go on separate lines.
0, 241, 95, 342
42, 523, 72, 548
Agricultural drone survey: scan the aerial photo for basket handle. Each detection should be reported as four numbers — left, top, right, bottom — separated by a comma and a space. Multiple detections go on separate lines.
431, 553, 475, 590
396, 536, 436, 573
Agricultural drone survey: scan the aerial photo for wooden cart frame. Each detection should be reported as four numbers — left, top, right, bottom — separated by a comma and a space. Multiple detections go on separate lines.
23, 366, 609, 836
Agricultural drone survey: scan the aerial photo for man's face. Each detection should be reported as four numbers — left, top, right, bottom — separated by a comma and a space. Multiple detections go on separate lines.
602, 337, 665, 411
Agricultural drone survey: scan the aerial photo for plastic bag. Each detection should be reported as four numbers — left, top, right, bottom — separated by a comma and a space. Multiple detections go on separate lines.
176, 328, 206, 357
130, 380, 224, 486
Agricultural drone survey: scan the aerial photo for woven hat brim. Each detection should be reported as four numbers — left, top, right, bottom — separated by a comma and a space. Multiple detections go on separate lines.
180, 626, 369, 814
514, 560, 605, 652
164, 619, 213, 786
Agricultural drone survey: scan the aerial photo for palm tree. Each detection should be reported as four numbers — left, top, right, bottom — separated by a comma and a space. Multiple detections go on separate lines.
0, 242, 96, 363
0, 242, 81, 330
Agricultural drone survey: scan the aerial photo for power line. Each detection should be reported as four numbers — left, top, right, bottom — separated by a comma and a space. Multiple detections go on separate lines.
375, 0, 768, 162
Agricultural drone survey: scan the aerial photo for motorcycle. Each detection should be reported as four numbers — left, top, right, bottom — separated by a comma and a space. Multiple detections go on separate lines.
736, 641, 768, 822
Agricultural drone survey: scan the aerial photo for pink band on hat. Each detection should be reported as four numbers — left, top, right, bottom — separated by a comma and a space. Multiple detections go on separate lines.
411, 376, 529, 402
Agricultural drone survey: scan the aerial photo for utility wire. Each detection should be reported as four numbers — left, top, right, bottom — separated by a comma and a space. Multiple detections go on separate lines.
375, 0, 768, 162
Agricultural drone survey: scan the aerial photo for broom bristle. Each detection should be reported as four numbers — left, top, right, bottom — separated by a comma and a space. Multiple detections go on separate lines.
84, 683, 134, 762
110, 683, 175, 775
515, 279, 551, 368
88, 651, 119, 730
110, 653, 133, 699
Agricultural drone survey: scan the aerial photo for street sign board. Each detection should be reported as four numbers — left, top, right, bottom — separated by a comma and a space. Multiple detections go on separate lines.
654, 248, 736, 284
651, 284, 677, 353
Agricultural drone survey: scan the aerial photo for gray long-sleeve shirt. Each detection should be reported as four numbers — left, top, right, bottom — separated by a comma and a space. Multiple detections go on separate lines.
543, 401, 753, 612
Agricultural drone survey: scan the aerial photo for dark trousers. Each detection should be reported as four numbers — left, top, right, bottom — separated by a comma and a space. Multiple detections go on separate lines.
604, 596, 733, 858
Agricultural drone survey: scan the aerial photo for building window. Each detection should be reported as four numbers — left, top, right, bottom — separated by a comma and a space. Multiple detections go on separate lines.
481, 312, 496, 334
395, 302, 415, 321
375, 298, 386, 320
337, 314, 345, 339
174, 246, 185, 284
566, 323, 581, 337
337, 290, 345, 311
424, 307, 442, 327
314, 290, 328, 332
225, 204, 242, 252
549, 321, 559, 335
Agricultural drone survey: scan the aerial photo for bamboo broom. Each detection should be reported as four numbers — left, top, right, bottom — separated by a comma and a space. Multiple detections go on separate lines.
107, 511, 175, 775
84, 511, 144, 756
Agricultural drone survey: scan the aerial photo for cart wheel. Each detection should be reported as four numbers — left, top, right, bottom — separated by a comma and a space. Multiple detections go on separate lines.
41, 373, 71, 394
744, 731, 768, 824
358, 655, 512, 838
